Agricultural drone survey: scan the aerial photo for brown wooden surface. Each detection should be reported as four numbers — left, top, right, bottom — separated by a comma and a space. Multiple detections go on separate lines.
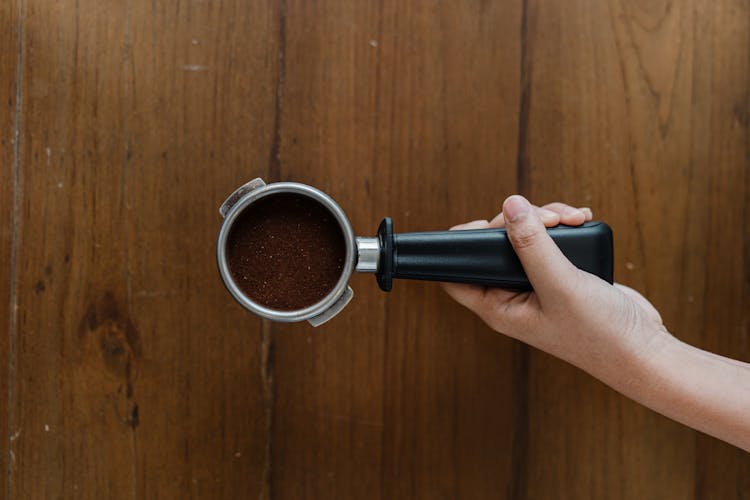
1, 1, 19, 497
1, 0, 749, 499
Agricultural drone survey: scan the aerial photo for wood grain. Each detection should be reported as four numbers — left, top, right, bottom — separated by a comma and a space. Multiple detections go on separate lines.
1, 0, 19, 497
269, 2, 388, 497
270, 1, 525, 498
520, 1, 695, 497
374, 3, 524, 498
2, 0, 749, 498
520, 0, 750, 498
689, 1, 750, 496
7, 0, 277, 497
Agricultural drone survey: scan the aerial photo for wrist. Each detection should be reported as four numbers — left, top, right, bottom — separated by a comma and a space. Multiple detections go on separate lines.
576, 325, 676, 396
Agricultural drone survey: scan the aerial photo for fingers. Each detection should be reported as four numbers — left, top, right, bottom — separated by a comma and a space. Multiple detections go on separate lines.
441, 282, 485, 311
489, 203, 593, 229
502, 195, 580, 301
540, 202, 590, 225
488, 212, 505, 227
490, 205, 561, 228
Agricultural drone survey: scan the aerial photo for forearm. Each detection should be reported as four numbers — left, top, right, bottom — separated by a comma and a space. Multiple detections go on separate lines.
588, 331, 750, 451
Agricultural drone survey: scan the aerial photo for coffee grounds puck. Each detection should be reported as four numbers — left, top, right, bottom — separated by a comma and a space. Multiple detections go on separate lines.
225, 192, 346, 311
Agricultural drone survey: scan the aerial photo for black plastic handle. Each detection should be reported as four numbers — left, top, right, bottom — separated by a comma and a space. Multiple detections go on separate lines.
375, 218, 613, 292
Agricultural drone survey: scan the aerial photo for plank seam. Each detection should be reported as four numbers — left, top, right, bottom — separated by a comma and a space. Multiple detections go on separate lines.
122, 0, 138, 497
262, 2, 286, 496
515, 0, 531, 197
372, 3, 387, 495
6, 0, 24, 496
260, 320, 275, 500
510, 0, 531, 498
268, 0, 286, 183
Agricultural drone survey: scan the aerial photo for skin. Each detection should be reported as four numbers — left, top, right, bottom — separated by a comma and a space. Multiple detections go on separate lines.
443, 195, 750, 452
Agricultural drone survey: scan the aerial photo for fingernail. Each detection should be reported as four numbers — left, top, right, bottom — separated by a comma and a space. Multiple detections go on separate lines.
580, 207, 593, 219
503, 195, 531, 222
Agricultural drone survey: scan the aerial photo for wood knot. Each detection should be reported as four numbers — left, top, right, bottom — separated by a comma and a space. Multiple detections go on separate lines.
733, 104, 748, 128
78, 291, 141, 397
99, 320, 136, 382
127, 403, 139, 429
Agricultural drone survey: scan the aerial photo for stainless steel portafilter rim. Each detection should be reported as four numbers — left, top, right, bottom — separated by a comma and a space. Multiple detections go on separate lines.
216, 179, 356, 325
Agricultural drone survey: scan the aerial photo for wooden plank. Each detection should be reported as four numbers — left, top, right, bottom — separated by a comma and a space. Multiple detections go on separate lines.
269, 1, 389, 497
512, 1, 661, 497
9, 1, 135, 495
9, 0, 277, 497
0, 0, 19, 496
522, 0, 750, 498
124, 1, 281, 497
691, 0, 750, 495
608, 0, 750, 495
270, 1, 523, 497
523, 0, 705, 497
377, 2, 523, 497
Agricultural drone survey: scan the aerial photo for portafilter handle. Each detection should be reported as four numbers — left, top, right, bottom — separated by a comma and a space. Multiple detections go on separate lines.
356, 218, 614, 292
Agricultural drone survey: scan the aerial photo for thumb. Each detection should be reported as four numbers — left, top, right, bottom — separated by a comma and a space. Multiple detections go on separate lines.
503, 195, 578, 300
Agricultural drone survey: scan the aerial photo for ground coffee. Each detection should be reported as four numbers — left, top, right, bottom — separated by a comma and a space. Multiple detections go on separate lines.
225, 193, 346, 311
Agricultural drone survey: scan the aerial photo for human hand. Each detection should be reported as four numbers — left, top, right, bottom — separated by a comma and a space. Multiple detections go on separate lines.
442, 195, 670, 378
443, 195, 750, 451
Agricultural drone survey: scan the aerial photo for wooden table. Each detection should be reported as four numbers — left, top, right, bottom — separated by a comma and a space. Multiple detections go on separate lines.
1, 0, 748, 498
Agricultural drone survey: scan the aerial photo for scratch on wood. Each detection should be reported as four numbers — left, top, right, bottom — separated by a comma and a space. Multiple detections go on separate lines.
259, 320, 275, 500
182, 64, 209, 72
134, 290, 178, 298
6, 0, 24, 496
